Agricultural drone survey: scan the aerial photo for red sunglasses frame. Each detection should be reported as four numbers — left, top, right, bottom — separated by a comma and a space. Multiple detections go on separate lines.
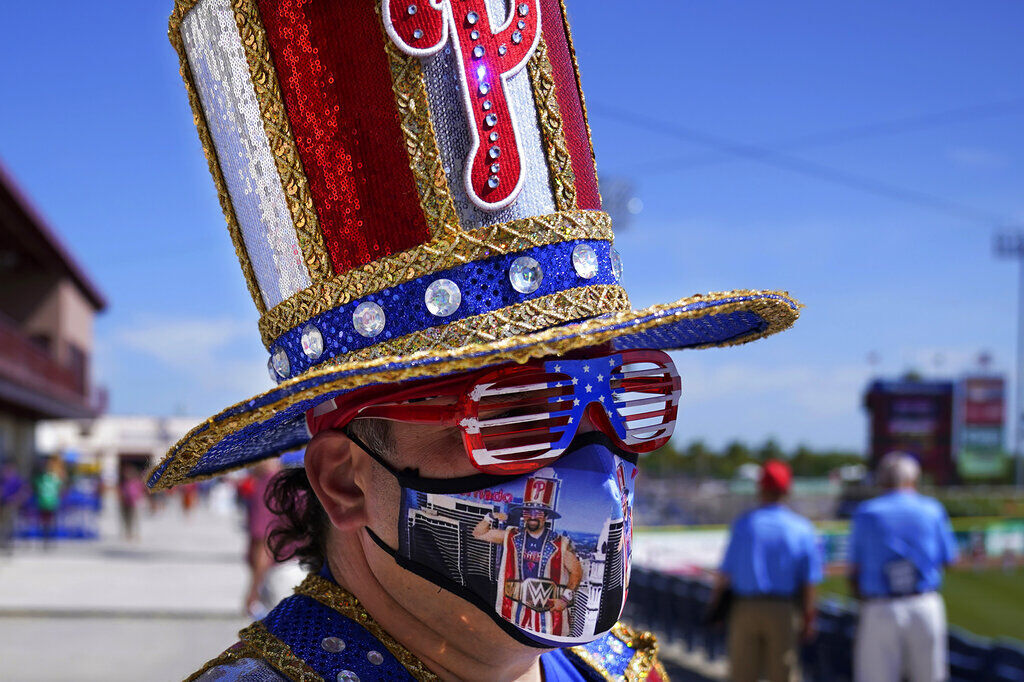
306, 349, 679, 474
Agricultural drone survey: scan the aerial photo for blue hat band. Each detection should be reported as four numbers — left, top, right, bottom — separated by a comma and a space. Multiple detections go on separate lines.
268, 238, 622, 380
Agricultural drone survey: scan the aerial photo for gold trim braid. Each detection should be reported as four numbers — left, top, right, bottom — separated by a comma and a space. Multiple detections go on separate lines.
295, 574, 443, 682
150, 289, 800, 490
567, 622, 661, 682
257, 209, 614, 346
380, 6, 462, 240
169, 0, 267, 314
528, 36, 579, 212
229, 0, 334, 283
337, 285, 629, 363
169, 0, 336, 311
236, 622, 324, 682
556, 0, 603, 207
185, 640, 267, 682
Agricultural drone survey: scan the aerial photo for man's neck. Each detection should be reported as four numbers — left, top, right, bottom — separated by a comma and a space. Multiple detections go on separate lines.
326, 532, 545, 682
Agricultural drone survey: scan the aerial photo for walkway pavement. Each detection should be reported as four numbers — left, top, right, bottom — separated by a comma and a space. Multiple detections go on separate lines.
0, 490, 716, 680
0, 489, 301, 681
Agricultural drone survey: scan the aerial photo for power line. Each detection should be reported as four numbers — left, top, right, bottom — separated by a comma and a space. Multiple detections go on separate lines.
612, 98, 1024, 174
591, 102, 1014, 226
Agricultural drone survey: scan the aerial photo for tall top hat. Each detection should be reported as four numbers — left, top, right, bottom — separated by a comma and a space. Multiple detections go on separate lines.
514, 472, 561, 520
149, 0, 800, 489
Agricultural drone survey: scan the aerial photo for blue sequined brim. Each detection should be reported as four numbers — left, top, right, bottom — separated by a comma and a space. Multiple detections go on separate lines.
148, 289, 800, 489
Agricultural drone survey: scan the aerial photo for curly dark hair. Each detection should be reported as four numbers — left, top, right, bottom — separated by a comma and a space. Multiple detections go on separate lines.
265, 419, 392, 571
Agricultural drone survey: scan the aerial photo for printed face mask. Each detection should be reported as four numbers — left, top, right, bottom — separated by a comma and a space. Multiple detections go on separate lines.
360, 431, 637, 648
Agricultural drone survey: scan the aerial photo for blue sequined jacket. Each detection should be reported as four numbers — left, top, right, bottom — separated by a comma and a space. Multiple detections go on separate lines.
188, 573, 666, 681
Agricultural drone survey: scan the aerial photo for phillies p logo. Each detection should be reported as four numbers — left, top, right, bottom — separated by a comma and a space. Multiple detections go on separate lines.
384, 0, 541, 211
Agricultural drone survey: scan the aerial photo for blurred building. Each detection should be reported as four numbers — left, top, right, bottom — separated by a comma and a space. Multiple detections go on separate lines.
0, 162, 106, 470
36, 415, 199, 486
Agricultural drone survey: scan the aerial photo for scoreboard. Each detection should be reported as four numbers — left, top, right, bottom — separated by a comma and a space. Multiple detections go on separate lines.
864, 379, 955, 485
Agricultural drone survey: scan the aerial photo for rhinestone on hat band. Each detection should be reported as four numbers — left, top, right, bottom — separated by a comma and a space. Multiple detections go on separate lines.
267, 239, 621, 381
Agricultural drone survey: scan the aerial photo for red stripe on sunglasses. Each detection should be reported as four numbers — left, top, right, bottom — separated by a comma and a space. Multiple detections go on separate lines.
306, 349, 680, 475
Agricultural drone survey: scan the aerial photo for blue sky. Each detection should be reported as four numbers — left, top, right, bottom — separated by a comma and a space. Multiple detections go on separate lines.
1, 1, 1022, 451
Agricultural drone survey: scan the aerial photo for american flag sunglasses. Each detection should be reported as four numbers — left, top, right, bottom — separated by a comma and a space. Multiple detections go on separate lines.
306, 349, 681, 475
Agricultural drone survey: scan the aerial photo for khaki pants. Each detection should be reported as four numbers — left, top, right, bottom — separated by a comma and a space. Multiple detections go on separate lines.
728, 598, 800, 682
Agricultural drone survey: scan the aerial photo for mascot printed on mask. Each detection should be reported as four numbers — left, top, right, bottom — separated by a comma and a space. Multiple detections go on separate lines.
473, 472, 582, 637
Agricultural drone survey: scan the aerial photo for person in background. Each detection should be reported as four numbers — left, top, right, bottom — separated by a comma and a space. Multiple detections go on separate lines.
850, 452, 958, 682
118, 463, 145, 541
0, 460, 26, 554
180, 481, 198, 516
712, 459, 822, 682
238, 457, 282, 618
33, 457, 63, 549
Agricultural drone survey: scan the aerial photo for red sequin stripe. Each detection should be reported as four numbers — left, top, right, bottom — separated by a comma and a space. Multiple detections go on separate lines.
257, 0, 430, 275
539, 0, 601, 210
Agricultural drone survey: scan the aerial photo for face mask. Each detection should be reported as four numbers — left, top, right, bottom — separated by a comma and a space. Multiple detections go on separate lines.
358, 431, 637, 648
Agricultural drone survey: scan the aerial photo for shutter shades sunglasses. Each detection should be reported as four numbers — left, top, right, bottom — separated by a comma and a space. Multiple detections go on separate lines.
307, 349, 680, 475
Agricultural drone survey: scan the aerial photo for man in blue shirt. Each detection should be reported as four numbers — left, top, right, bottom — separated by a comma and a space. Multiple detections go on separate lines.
850, 452, 958, 682
713, 459, 823, 682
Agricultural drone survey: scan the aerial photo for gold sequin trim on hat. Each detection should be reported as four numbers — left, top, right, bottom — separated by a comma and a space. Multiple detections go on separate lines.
257, 209, 614, 346
169, 0, 267, 314
556, 0, 603, 206
528, 36, 578, 212
172, 0, 334, 284
149, 290, 800, 490
227, 0, 334, 283
337, 284, 629, 363
566, 623, 661, 681
380, 7, 462, 239
295, 574, 443, 682
170, 0, 335, 291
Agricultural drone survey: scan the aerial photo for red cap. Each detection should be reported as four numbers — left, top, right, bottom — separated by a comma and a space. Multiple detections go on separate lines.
760, 460, 792, 494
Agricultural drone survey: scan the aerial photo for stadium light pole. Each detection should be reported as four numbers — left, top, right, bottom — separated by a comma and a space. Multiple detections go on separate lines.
994, 232, 1024, 488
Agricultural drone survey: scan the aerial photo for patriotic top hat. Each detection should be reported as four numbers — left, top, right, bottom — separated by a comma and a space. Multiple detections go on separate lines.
149, 0, 800, 489
513, 474, 562, 520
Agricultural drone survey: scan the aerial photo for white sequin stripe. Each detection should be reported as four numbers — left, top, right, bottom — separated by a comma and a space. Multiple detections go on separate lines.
421, 0, 556, 228
181, 0, 311, 309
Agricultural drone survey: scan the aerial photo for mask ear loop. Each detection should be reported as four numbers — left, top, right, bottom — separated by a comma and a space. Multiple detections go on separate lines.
341, 426, 522, 494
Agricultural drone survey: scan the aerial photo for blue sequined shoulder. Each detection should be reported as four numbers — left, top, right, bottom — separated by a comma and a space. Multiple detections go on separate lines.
564, 623, 662, 681
261, 592, 416, 680
186, 573, 662, 682
187, 590, 418, 682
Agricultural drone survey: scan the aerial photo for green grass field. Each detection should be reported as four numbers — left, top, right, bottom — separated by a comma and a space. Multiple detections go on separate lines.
820, 569, 1024, 641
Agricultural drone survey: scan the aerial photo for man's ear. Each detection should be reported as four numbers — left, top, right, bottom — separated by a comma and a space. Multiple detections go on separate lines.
305, 430, 370, 531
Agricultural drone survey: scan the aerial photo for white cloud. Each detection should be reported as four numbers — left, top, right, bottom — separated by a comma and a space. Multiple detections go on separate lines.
114, 315, 268, 400
947, 146, 1009, 170
118, 317, 251, 369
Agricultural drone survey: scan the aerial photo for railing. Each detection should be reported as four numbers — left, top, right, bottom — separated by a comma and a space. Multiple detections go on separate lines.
0, 312, 92, 411
623, 567, 1024, 682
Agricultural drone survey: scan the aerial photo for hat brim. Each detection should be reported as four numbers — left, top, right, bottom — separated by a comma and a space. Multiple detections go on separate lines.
510, 504, 562, 520
148, 289, 800, 490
